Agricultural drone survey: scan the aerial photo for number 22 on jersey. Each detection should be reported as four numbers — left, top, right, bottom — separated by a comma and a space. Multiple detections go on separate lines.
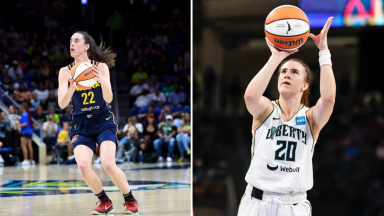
81, 91, 96, 105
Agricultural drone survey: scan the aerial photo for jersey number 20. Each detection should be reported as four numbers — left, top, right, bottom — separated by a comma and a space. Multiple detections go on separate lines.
275, 140, 297, 162
81, 92, 96, 105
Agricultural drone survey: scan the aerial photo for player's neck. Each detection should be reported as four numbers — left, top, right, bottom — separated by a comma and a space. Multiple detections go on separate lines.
277, 97, 302, 120
74, 55, 91, 65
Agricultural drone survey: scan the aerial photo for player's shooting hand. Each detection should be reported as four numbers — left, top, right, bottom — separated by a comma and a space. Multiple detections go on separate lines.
309, 17, 333, 50
266, 37, 298, 61
92, 66, 106, 85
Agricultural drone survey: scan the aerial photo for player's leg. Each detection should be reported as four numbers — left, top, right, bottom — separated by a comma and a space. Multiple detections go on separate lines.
100, 140, 139, 215
74, 145, 103, 193
153, 138, 164, 161
26, 136, 34, 164
20, 136, 29, 165
73, 142, 114, 214
176, 133, 185, 161
67, 141, 73, 157
166, 137, 175, 162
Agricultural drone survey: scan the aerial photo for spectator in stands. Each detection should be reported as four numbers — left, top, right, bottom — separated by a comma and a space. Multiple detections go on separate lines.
45, 106, 60, 125
5, 85, 16, 105
32, 105, 44, 136
174, 55, 185, 74
8, 105, 20, 123
31, 70, 46, 88
13, 74, 23, 89
158, 105, 172, 122
130, 77, 149, 98
48, 81, 58, 97
128, 43, 143, 67
138, 104, 155, 121
1, 69, 13, 90
46, 92, 58, 109
129, 89, 151, 117
127, 131, 141, 163
43, 113, 58, 153
129, 77, 149, 108
19, 102, 34, 166
8, 60, 22, 80
162, 78, 174, 97
56, 122, 72, 161
176, 112, 191, 162
33, 82, 49, 101
149, 87, 166, 106
168, 84, 186, 106
5, 106, 19, 149
153, 115, 177, 162
131, 65, 148, 84
15, 84, 31, 104
30, 92, 41, 109
143, 113, 158, 143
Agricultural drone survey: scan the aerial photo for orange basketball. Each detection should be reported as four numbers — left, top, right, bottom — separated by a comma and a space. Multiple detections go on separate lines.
265, 5, 310, 51
69, 62, 96, 90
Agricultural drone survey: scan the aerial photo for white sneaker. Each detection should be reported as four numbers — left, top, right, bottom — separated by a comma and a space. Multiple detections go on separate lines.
158, 156, 164, 162
21, 160, 30, 166
30, 160, 35, 165
94, 157, 101, 164
166, 157, 172, 162
67, 155, 75, 160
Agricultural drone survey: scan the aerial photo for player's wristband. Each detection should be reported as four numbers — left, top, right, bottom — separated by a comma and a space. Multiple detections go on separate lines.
319, 49, 332, 66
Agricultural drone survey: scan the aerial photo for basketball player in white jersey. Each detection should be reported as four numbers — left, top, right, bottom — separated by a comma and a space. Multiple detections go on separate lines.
238, 17, 335, 216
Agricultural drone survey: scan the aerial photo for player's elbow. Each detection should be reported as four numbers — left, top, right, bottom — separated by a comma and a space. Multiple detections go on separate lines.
323, 95, 335, 105
58, 102, 66, 110
244, 92, 254, 102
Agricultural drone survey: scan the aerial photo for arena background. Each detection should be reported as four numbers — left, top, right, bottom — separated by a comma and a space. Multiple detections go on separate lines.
0, 0, 191, 215
193, 0, 384, 215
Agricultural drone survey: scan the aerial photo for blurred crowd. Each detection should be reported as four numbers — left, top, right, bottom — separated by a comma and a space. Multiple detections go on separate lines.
0, 0, 191, 166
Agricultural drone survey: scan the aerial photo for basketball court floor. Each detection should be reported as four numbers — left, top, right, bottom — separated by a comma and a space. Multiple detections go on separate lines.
0, 162, 191, 215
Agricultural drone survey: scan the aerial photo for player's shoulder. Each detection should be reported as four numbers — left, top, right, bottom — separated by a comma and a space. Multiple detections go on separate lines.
59, 65, 70, 73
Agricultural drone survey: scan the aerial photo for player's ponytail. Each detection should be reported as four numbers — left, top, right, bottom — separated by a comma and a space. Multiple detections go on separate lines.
76, 31, 116, 68
278, 58, 313, 107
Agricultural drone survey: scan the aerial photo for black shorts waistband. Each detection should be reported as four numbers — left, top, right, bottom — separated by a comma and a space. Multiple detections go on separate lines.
251, 187, 263, 200
72, 111, 110, 120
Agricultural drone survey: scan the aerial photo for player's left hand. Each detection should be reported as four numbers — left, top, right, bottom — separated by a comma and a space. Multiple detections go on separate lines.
92, 66, 106, 85
309, 17, 333, 50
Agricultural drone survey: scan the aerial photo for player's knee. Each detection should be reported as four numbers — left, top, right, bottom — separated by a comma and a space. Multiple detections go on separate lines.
102, 160, 116, 174
77, 162, 92, 176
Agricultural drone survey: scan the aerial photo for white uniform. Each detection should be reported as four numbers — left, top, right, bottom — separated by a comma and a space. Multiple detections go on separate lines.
238, 101, 315, 216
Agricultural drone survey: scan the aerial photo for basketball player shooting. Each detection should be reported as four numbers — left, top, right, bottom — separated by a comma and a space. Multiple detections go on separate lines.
58, 31, 139, 215
238, 17, 335, 216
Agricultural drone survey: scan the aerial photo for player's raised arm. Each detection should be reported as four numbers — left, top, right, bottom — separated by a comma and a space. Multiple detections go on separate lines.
308, 17, 336, 134
244, 39, 298, 119
58, 67, 76, 109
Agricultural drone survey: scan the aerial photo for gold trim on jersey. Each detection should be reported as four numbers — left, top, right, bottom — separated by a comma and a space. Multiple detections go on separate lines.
109, 110, 119, 143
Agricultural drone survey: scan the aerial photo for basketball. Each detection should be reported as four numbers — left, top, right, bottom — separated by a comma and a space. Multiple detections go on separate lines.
69, 62, 96, 90
265, 5, 310, 51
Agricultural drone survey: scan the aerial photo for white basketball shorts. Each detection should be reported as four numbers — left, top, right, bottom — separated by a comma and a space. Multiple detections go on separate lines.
238, 184, 312, 216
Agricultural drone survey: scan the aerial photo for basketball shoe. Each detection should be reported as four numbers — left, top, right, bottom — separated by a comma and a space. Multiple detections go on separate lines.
123, 200, 139, 215
91, 197, 113, 214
